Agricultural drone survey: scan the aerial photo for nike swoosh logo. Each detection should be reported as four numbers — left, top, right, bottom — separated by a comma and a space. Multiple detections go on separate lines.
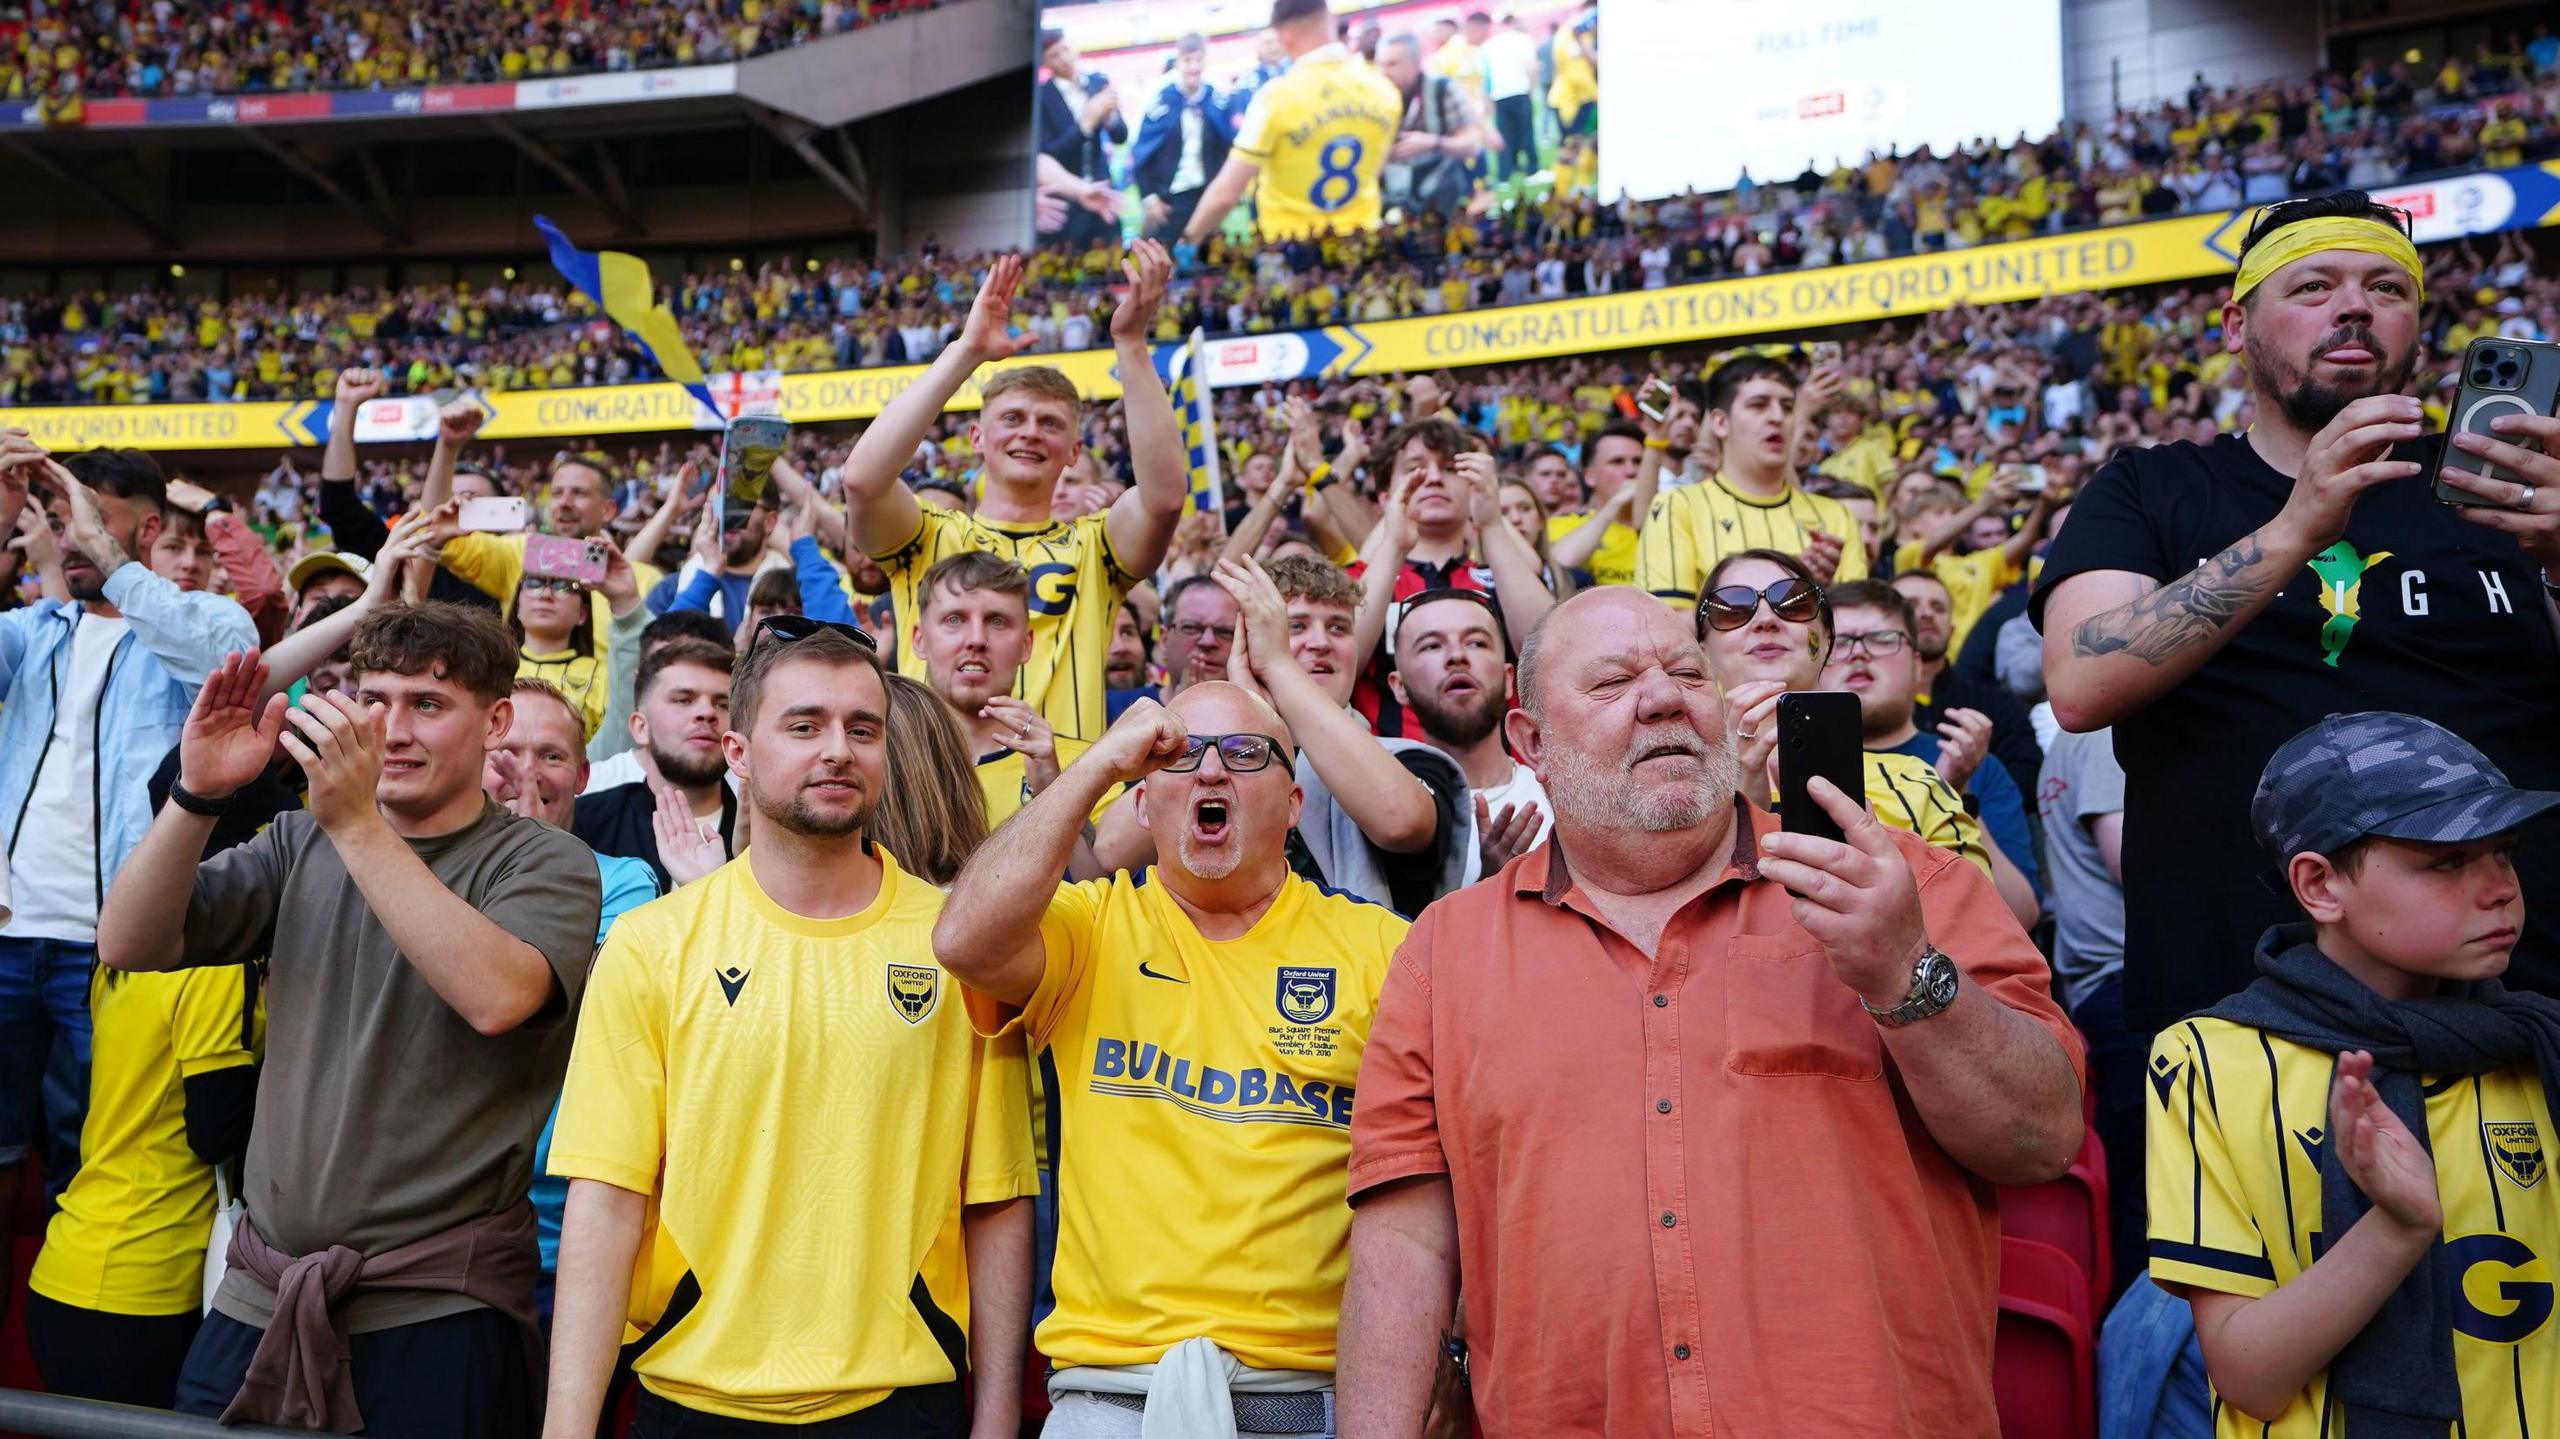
1138, 961, 1190, 984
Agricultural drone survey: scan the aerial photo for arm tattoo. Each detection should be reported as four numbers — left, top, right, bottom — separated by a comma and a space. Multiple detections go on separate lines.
2070, 535, 2275, 665
78, 530, 133, 577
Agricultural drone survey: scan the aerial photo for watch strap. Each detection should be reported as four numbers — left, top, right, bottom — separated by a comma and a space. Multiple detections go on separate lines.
1862, 946, 1958, 1028
168, 778, 235, 817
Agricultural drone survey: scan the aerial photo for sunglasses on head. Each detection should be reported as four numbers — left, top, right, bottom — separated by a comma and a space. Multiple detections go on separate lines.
753, 614, 879, 652
1162, 732, 1289, 774
1698, 578, 1822, 632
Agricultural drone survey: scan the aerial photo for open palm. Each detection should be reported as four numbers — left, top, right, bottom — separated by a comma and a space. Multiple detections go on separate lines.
2330, 1050, 2443, 1234
183, 651, 287, 798
963, 255, 1034, 362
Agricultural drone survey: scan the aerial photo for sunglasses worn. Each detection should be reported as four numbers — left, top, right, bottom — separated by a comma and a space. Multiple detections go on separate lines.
521, 576, 586, 596
754, 614, 880, 652
1163, 732, 1288, 774
1699, 578, 1822, 631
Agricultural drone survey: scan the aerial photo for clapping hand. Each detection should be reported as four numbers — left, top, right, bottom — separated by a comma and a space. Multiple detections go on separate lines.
1800, 529, 1846, 585
1110, 240, 1173, 347
982, 695, 1062, 795
961, 255, 1037, 364
1475, 795, 1543, 874
276, 690, 387, 837
1932, 707, 1994, 791
180, 651, 288, 801
652, 782, 729, 887
2329, 1050, 2444, 1237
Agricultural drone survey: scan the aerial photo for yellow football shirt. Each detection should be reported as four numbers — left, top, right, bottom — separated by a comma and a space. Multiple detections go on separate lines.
877, 509, 1139, 744
1634, 475, 1870, 608
1545, 511, 1637, 588
963, 870, 1409, 1373
2149, 1016, 2558, 1438
1863, 751, 1991, 878
441, 531, 662, 656
1892, 540, 2023, 662
517, 649, 607, 741
1231, 45, 1403, 241
31, 965, 261, 1317
550, 851, 1038, 1423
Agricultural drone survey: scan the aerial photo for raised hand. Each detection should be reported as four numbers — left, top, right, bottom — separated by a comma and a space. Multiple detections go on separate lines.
961, 254, 1037, 364
335, 366, 387, 409
48, 461, 126, 573
484, 747, 542, 821
1724, 679, 1786, 809
1755, 776, 1923, 1009
1452, 449, 1501, 529
1800, 529, 1847, 585
1286, 396, 1325, 472
1475, 794, 1543, 874
652, 782, 729, 887
1089, 695, 1192, 785
1110, 240, 1174, 347
275, 689, 386, 837
2329, 1050, 2444, 1236
164, 477, 219, 516
2274, 394, 2425, 552
1210, 556, 1293, 679
181, 651, 288, 800
595, 534, 641, 614
436, 398, 487, 447
982, 695, 1062, 795
1932, 707, 1994, 791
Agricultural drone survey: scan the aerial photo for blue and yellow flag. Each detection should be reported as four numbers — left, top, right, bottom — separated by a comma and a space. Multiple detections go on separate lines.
1169, 329, 1222, 513
534, 215, 716, 416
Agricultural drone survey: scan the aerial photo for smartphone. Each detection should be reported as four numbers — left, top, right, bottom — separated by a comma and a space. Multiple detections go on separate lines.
1808, 341, 1844, 369
2016, 464, 2049, 495
1634, 377, 1677, 424
1775, 691, 1866, 846
457, 495, 528, 532
719, 415, 790, 510
523, 533, 608, 587
2437, 336, 2560, 508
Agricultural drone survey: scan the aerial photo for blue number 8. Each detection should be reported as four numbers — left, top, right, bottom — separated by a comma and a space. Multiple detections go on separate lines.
1309, 137, 1363, 211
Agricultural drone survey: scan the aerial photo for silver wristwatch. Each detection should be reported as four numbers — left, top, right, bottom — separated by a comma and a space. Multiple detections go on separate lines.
1860, 945, 1960, 1028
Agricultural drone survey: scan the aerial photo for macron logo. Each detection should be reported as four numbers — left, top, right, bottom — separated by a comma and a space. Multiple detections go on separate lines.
717, 966, 751, 1006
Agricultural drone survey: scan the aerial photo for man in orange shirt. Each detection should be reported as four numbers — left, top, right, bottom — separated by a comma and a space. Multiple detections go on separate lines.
1334, 587, 2085, 1438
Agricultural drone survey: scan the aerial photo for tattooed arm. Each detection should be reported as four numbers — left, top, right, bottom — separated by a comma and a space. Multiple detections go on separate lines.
2039, 536, 2303, 732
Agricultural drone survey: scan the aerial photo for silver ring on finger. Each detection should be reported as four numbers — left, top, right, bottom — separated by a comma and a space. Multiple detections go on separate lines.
2525, 483, 2539, 510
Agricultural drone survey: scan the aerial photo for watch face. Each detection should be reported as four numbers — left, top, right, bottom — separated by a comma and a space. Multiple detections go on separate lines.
1923, 952, 1961, 1005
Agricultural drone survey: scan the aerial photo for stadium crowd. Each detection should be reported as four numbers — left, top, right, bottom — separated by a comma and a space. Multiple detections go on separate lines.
0, 0, 944, 102
0, 170, 2558, 1437
4, 42, 2558, 407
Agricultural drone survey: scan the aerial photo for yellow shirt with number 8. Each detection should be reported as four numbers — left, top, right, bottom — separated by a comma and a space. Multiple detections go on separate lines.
1231, 44, 1403, 241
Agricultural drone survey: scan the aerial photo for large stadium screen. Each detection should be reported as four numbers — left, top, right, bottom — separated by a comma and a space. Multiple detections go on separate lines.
1599, 0, 2063, 202
1032, 0, 1599, 248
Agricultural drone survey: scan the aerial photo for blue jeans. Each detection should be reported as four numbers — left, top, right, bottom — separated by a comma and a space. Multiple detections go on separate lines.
0, 936, 96, 1203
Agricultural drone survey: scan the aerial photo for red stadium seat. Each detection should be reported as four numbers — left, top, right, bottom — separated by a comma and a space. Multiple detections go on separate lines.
2000, 1123, 2112, 1318
1995, 1236, 2095, 1439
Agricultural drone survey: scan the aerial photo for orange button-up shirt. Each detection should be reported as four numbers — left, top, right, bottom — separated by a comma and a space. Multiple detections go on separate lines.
1348, 804, 2082, 1438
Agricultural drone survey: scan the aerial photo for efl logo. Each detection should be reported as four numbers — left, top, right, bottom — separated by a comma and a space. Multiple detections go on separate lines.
1799, 91, 1846, 119
2377, 189, 2436, 221
1212, 340, 1261, 367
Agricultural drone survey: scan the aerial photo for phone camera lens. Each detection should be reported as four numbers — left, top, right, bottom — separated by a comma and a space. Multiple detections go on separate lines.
2474, 369, 2495, 386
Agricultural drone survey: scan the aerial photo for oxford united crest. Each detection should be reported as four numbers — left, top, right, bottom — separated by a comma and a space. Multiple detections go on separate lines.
886, 964, 940, 1024
1276, 967, 1336, 1026
2485, 1122, 2546, 1189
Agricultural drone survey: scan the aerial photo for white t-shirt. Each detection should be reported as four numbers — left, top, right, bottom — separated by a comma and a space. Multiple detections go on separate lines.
1479, 29, 1537, 99
6, 615, 129, 943
1473, 760, 1553, 850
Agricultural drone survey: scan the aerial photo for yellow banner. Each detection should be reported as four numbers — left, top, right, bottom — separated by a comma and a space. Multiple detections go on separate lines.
0, 401, 303, 452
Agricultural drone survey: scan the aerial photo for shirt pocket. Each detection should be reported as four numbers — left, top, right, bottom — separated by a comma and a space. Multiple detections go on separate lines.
1721, 934, 1884, 1081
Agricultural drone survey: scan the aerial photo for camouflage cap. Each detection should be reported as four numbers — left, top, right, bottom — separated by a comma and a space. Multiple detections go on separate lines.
2252, 711, 2560, 862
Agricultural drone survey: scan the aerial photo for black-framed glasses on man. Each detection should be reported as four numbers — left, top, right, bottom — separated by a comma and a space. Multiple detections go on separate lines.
1162, 733, 1289, 774
1168, 619, 1238, 645
753, 614, 879, 652
1833, 630, 1910, 657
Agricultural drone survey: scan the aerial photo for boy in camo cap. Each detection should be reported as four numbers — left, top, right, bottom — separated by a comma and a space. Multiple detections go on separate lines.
2143, 710, 2560, 1439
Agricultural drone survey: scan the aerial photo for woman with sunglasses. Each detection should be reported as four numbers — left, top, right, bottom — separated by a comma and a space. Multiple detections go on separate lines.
512, 571, 608, 741
1695, 548, 1991, 877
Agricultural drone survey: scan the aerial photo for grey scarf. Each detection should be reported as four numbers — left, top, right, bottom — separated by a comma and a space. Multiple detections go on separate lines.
2200, 923, 2560, 1438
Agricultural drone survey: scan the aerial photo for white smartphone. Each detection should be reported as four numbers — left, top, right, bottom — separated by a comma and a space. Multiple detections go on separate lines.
457, 495, 528, 532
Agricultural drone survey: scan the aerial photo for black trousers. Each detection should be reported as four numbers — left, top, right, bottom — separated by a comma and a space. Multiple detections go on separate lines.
176, 1306, 533, 1439
25, 1290, 201, 1409
1494, 93, 1536, 179
632, 1384, 965, 1437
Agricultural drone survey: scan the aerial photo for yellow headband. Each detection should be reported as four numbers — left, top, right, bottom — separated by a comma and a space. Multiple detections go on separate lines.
2232, 216, 2423, 305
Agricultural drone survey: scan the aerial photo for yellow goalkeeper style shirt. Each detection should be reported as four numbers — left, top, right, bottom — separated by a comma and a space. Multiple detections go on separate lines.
2148, 1015, 2558, 1439
550, 850, 1037, 1423
1231, 44, 1403, 241
1634, 475, 1869, 609
876, 508, 1141, 745
965, 869, 1408, 1373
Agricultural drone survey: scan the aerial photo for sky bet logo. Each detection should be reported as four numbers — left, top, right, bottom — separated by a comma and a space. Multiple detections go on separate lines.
1091, 1038, 1353, 1128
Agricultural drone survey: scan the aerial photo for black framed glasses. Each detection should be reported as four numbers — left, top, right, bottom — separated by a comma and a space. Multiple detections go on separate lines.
1163, 732, 1289, 774
753, 613, 879, 652
1833, 629, 1910, 657
1699, 578, 1822, 632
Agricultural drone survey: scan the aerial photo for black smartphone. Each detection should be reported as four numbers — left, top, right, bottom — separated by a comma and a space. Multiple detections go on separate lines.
1775, 691, 1866, 845
2437, 336, 2560, 508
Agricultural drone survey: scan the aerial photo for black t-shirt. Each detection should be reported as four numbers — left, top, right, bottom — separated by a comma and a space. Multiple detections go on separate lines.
2031, 433, 2560, 1028
572, 779, 737, 893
